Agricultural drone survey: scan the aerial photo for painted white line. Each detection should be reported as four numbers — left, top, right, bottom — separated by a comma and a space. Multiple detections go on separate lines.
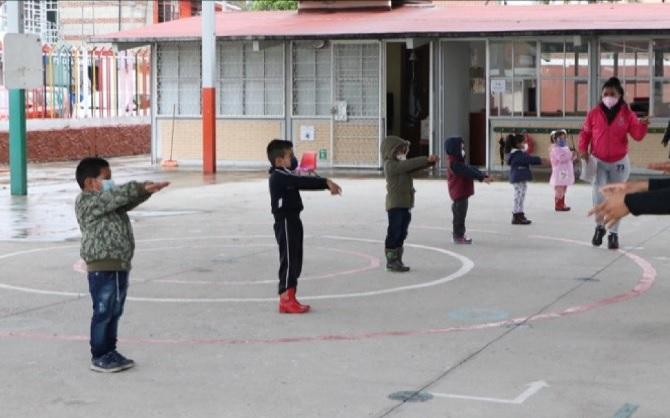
429, 380, 548, 405
0, 235, 473, 303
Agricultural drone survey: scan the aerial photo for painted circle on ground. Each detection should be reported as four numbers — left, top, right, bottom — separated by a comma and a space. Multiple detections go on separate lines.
0, 235, 474, 302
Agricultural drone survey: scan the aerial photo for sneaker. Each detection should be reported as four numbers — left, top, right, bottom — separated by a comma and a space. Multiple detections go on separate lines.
592, 225, 606, 247
607, 233, 619, 250
90, 352, 124, 373
110, 350, 135, 371
453, 236, 473, 245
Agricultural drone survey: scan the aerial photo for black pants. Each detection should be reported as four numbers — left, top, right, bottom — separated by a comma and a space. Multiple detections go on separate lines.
274, 214, 303, 295
452, 198, 469, 238
385, 208, 411, 249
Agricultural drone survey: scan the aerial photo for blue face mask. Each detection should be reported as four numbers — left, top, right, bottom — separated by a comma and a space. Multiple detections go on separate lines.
290, 156, 299, 171
557, 138, 567, 147
101, 179, 116, 192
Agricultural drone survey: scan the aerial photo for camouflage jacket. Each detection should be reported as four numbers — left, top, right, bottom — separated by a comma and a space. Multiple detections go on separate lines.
75, 182, 151, 272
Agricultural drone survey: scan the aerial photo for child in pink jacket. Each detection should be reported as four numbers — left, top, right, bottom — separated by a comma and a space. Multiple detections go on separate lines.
549, 129, 575, 211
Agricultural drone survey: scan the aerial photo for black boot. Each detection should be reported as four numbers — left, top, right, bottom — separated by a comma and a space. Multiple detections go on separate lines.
607, 233, 619, 250
397, 247, 411, 271
512, 213, 531, 225
592, 225, 606, 247
385, 248, 409, 272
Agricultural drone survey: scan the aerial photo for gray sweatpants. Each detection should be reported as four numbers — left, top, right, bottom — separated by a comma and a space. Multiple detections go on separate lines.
592, 155, 630, 233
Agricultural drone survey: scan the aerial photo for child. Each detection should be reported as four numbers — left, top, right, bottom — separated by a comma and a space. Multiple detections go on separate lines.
549, 129, 575, 212
381, 135, 438, 271
445, 137, 492, 244
75, 157, 169, 373
506, 133, 542, 225
267, 139, 341, 314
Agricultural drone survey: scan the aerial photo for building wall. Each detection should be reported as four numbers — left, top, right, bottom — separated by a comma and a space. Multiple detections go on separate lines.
157, 118, 283, 164
59, 0, 152, 45
488, 118, 668, 171
292, 119, 331, 164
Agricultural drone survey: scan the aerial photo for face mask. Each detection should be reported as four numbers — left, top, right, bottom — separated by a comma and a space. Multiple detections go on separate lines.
461, 149, 466, 158
522, 143, 529, 152
290, 156, 299, 171
398, 154, 407, 161
101, 179, 116, 192
557, 138, 567, 147
602, 96, 619, 109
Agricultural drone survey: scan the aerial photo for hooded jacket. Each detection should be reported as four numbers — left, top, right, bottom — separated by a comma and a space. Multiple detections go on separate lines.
381, 135, 433, 210
578, 102, 647, 163
444, 137, 486, 201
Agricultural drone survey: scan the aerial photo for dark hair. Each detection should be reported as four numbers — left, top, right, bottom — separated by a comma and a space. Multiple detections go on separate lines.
266, 139, 293, 166
602, 77, 624, 97
504, 133, 525, 154
75, 157, 109, 189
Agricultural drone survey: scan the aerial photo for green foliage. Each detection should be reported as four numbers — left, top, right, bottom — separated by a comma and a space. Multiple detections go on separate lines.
250, 0, 298, 11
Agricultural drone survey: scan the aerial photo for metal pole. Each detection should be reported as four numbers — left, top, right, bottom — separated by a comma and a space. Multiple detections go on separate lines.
7, 0, 27, 196
202, 0, 216, 174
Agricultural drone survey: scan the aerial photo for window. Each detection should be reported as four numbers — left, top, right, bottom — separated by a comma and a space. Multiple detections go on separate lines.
539, 40, 589, 117
333, 43, 379, 117
157, 42, 201, 115
653, 39, 670, 117
292, 42, 332, 117
218, 42, 284, 117
489, 41, 537, 117
600, 40, 650, 116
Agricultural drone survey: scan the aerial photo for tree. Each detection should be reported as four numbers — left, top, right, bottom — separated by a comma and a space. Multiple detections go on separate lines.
250, 0, 298, 11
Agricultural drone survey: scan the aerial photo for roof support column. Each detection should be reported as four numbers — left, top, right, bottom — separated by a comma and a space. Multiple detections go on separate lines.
202, 0, 216, 174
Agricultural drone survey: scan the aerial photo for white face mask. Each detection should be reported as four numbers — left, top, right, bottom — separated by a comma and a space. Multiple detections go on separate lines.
398, 154, 407, 161
602, 96, 619, 109
522, 143, 529, 152
461, 149, 466, 158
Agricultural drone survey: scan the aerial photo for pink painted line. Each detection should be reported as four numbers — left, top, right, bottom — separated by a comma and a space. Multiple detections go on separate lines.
0, 247, 656, 345
3, 242, 656, 347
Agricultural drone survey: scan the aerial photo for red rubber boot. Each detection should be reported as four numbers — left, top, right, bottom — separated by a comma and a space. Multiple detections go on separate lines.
278, 288, 310, 314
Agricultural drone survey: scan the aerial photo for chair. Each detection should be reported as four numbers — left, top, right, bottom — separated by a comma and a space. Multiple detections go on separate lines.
297, 151, 317, 175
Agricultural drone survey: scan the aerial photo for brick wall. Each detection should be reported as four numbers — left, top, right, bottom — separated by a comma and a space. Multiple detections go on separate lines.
0, 124, 150, 163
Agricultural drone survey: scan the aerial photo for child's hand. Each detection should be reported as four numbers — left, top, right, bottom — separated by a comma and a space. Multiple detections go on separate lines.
427, 155, 439, 163
482, 176, 493, 184
145, 181, 170, 194
640, 116, 650, 126
326, 179, 342, 196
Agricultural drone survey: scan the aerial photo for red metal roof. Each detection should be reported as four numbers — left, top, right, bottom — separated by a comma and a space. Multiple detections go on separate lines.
94, 3, 670, 43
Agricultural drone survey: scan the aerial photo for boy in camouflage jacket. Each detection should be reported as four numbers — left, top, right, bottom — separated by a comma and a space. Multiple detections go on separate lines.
75, 157, 169, 373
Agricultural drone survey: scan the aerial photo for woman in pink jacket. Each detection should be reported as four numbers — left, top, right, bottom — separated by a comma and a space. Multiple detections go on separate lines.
578, 77, 649, 250
549, 129, 575, 212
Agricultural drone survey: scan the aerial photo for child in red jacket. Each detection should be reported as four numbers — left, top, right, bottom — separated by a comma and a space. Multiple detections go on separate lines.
445, 137, 492, 244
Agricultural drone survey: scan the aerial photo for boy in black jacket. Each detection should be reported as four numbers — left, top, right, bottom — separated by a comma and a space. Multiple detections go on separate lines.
267, 139, 341, 314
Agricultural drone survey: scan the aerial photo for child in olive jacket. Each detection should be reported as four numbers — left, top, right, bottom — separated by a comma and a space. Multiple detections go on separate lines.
75, 157, 168, 373
381, 135, 438, 272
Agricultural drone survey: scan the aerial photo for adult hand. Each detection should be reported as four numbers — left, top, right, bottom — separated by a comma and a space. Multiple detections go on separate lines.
145, 181, 170, 193
648, 161, 670, 174
588, 188, 630, 229
579, 151, 590, 161
639, 116, 650, 126
600, 181, 648, 196
326, 179, 342, 195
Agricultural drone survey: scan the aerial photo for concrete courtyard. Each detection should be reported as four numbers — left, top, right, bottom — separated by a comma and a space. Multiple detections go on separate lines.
0, 157, 668, 418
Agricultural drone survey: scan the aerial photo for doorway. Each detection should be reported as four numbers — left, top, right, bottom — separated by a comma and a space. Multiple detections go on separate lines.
385, 42, 430, 158
440, 40, 487, 167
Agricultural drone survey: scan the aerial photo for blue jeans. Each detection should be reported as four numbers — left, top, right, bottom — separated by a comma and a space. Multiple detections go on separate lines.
385, 208, 411, 249
88, 271, 129, 359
